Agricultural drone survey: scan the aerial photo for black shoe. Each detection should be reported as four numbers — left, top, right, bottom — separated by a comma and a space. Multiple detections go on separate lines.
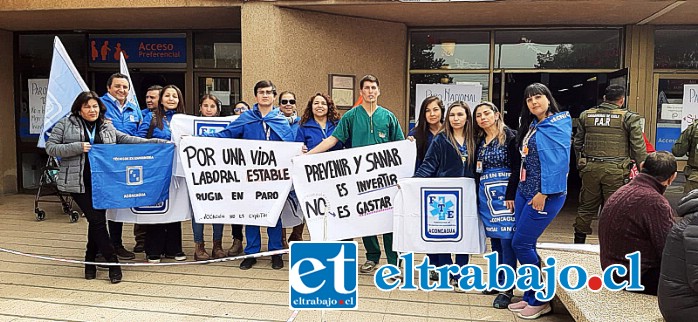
164, 252, 187, 261
114, 246, 136, 260
493, 292, 513, 309
240, 258, 257, 270
133, 242, 145, 253
574, 232, 587, 244
271, 255, 284, 270
429, 271, 439, 282
84, 265, 96, 280
482, 289, 500, 295
108, 259, 122, 284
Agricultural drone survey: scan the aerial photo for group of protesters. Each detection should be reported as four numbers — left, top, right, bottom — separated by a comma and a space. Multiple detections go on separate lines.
47, 69, 698, 320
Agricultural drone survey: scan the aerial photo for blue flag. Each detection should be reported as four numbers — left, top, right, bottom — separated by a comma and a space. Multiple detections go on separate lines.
89, 144, 174, 209
38, 36, 89, 148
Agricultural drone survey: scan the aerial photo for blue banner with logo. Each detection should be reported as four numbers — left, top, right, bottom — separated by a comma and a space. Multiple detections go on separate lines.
478, 168, 515, 239
89, 34, 186, 64
89, 144, 174, 209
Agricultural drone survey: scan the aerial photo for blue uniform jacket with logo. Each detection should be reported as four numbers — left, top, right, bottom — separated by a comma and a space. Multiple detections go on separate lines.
101, 94, 143, 136
414, 132, 476, 179
296, 118, 344, 151
137, 110, 176, 140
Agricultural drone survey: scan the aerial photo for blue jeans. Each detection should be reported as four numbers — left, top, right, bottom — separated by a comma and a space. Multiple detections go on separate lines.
244, 218, 283, 254
491, 238, 516, 289
427, 253, 470, 280
191, 218, 223, 243
513, 191, 566, 306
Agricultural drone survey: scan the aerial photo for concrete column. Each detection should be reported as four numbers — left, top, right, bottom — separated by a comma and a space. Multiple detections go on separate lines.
0, 30, 17, 195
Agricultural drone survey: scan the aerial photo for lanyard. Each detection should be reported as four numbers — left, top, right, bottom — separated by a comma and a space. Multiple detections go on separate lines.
262, 122, 271, 141
458, 143, 468, 164
86, 126, 96, 145
321, 126, 327, 139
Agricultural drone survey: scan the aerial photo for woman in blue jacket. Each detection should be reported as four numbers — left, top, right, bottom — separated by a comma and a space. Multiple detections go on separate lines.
408, 96, 444, 170
296, 93, 344, 152
137, 85, 187, 263
473, 101, 520, 308
414, 101, 476, 290
507, 83, 572, 319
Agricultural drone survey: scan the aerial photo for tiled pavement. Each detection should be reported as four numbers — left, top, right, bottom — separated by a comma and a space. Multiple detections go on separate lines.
1, 191, 607, 322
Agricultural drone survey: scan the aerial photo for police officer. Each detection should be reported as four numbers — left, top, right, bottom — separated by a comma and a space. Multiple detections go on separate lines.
573, 85, 648, 244
672, 120, 698, 194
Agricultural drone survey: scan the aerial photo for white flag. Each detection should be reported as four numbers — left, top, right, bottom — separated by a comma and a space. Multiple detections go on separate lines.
119, 52, 140, 110
38, 37, 89, 148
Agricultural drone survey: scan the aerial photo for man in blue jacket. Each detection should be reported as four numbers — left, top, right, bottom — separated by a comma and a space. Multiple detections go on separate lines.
205, 80, 295, 270
100, 72, 143, 260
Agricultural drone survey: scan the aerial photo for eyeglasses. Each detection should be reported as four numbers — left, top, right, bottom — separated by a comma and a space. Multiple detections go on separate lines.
234, 107, 249, 113
280, 99, 296, 105
257, 90, 274, 96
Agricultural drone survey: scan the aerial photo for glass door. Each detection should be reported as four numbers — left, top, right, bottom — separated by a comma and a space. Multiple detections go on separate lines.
652, 74, 698, 159
195, 74, 241, 116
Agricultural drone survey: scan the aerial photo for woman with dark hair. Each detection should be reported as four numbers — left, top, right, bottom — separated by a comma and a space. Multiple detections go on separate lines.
507, 83, 572, 319
408, 96, 444, 169
414, 101, 476, 290
279, 91, 300, 136
46, 91, 167, 283
473, 101, 520, 308
137, 85, 187, 263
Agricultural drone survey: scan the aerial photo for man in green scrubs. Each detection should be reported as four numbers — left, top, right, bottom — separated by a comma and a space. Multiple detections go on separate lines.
308, 74, 405, 274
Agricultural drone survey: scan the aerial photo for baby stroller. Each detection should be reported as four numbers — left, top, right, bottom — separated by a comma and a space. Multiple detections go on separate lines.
34, 156, 80, 222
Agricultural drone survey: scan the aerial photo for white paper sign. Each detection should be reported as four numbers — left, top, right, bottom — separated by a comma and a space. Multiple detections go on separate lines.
661, 103, 683, 121
28, 79, 49, 134
106, 176, 192, 224
179, 136, 302, 227
291, 141, 417, 241
414, 83, 482, 122
392, 177, 486, 254
170, 114, 238, 177
682, 84, 698, 130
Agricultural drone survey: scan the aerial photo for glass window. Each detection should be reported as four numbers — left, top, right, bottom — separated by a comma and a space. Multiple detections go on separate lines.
410, 31, 490, 70
409, 73, 489, 122
654, 78, 698, 154
194, 31, 241, 69
494, 29, 621, 69
197, 76, 241, 116
655, 29, 698, 69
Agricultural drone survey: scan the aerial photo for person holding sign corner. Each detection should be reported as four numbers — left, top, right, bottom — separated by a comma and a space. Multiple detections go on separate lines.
308, 75, 405, 274
203, 80, 296, 270
414, 101, 476, 290
46, 91, 168, 283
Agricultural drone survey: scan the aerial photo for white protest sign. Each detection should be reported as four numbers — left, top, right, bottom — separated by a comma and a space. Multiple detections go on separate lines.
291, 140, 416, 241
682, 84, 698, 130
28, 79, 48, 134
170, 114, 238, 177
414, 83, 482, 122
179, 136, 302, 227
392, 177, 485, 254
106, 176, 192, 223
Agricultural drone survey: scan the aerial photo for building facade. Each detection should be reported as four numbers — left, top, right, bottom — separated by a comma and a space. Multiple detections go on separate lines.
1, 0, 696, 194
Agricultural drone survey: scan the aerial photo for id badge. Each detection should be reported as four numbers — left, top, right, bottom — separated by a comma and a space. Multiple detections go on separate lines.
130, 115, 136, 122
520, 166, 526, 182
476, 161, 483, 173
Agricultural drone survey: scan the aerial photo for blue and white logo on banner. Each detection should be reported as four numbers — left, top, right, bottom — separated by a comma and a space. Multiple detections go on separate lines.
89, 143, 174, 209
421, 188, 462, 241
289, 242, 358, 310
194, 120, 231, 136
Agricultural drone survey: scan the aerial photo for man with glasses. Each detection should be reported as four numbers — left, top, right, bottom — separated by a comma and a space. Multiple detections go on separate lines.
308, 74, 405, 275
203, 80, 295, 270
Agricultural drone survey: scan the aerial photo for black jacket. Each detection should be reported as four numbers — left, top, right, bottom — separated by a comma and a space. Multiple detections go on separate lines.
414, 132, 476, 179
658, 190, 698, 321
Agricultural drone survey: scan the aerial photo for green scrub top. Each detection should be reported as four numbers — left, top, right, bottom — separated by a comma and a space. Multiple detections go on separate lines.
331, 105, 404, 148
